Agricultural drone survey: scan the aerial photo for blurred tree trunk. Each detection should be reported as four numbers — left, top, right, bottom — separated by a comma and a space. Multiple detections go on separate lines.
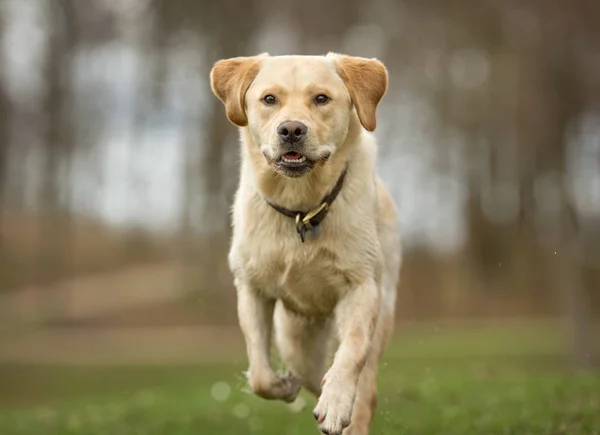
0, 11, 7, 286
199, 0, 260, 218
37, 0, 77, 320
195, 1, 260, 322
559, 206, 591, 367
145, 0, 261, 322
541, 26, 592, 368
0, 10, 8, 220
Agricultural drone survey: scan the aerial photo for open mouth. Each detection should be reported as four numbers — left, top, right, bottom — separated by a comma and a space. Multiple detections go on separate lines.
275, 152, 314, 176
281, 152, 307, 163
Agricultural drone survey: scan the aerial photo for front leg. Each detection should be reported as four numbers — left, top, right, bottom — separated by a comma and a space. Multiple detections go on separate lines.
313, 279, 380, 435
236, 282, 302, 403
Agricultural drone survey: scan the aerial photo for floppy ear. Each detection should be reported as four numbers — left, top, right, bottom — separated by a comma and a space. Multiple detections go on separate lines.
210, 54, 268, 126
327, 53, 388, 132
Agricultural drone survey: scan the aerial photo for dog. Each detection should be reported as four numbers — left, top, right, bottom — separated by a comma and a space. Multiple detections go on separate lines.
210, 53, 401, 435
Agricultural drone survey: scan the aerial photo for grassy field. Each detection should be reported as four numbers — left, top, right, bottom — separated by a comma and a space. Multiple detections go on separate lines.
0, 325, 599, 434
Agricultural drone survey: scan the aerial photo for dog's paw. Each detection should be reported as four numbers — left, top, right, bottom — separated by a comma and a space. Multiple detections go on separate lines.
249, 370, 302, 403
313, 380, 355, 435
273, 371, 303, 403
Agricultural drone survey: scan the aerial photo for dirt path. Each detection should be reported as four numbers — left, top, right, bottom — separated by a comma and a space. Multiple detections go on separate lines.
0, 262, 189, 326
0, 261, 246, 364
0, 325, 245, 364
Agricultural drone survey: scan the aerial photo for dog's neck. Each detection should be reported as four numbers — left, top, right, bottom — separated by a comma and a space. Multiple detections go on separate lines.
240, 119, 362, 211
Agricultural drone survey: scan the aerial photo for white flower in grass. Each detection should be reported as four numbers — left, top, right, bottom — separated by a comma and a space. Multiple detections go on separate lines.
211, 381, 231, 402
233, 403, 250, 419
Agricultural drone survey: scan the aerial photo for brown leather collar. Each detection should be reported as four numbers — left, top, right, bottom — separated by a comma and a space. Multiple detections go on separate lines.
266, 166, 348, 243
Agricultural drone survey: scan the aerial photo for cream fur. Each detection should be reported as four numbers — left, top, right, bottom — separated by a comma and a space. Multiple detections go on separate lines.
211, 53, 402, 435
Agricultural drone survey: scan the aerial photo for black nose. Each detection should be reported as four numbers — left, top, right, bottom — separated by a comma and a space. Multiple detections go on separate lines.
277, 121, 308, 144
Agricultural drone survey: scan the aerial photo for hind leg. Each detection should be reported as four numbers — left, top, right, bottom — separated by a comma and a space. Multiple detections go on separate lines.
344, 310, 395, 435
274, 302, 333, 397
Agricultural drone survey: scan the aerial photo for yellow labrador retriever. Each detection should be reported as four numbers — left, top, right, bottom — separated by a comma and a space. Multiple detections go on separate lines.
210, 53, 401, 435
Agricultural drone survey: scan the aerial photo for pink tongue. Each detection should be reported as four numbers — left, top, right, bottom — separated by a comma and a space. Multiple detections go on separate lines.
284, 152, 302, 160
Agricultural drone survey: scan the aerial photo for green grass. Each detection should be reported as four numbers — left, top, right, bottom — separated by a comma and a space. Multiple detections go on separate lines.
0, 326, 599, 434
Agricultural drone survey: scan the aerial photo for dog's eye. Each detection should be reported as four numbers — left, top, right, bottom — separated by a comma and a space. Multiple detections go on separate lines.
263, 94, 277, 105
315, 94, 330, 105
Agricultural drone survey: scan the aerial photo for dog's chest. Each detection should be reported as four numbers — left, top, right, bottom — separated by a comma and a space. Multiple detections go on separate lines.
243, 242, 351, 316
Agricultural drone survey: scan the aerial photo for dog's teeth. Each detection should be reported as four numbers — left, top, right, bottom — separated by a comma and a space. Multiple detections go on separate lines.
282, 155, 306, 163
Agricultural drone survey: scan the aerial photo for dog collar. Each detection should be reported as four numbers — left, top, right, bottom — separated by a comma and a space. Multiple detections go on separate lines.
266, 166, 348, 243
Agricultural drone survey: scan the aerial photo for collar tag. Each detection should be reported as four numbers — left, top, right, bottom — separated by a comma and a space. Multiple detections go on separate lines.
307, 223, 322, 240
295, 203, 329, 243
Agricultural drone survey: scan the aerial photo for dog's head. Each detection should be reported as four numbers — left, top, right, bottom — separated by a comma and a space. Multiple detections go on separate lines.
210, 53, 388, 178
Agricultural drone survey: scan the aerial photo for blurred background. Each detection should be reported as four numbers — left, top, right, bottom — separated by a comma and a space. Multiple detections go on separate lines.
0, 0, 599, 433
